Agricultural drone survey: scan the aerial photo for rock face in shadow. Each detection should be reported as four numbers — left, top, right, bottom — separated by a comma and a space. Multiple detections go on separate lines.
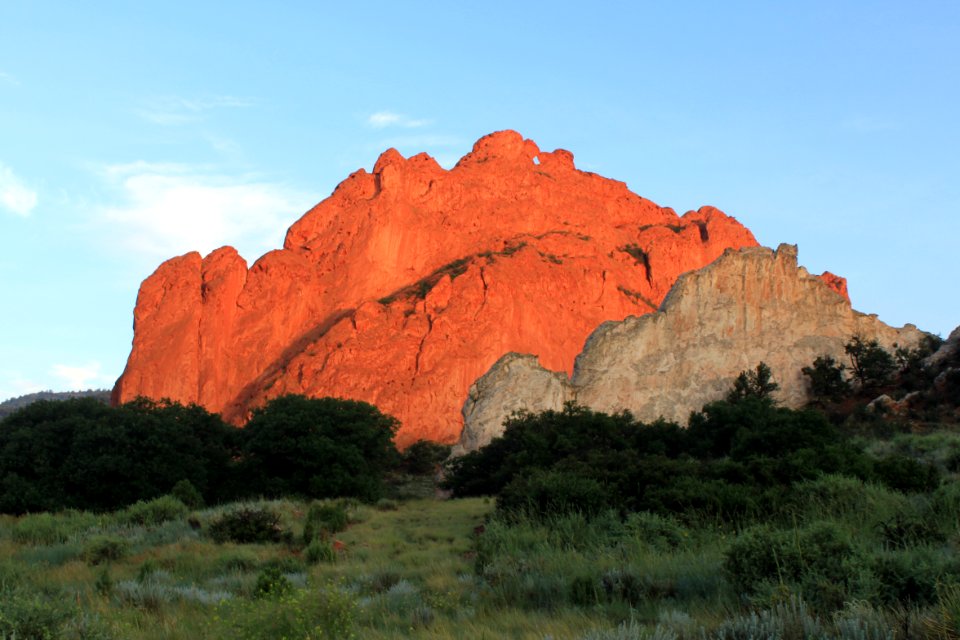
113, 130, 787, 446
457, 244, 926, 453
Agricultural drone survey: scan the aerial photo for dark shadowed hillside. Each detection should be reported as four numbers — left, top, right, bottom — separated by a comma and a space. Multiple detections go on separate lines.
0, 389, 111, 420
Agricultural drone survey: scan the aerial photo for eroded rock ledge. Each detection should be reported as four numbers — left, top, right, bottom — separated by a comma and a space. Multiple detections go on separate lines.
456, 244, 926, 454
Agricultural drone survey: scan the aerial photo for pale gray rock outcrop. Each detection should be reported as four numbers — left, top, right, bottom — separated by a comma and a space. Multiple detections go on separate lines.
457, 244, 928, 453
451, 353, 572, 456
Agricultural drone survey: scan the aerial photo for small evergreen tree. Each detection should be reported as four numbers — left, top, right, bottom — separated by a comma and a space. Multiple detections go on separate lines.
802, 355, 851, 402
727, 362, 779, 404
845, 336, 896, 390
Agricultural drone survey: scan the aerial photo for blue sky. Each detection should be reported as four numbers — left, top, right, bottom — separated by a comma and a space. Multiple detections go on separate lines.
1, 1, 958, 401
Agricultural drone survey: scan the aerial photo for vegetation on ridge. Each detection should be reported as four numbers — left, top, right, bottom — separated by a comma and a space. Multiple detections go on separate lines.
0, 334, 959, 637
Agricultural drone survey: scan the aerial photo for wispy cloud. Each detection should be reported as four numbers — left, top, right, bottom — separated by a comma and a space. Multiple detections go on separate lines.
96, 162, 319, 261
367, 111, 430, 129
0, 162, 38, 216
0, 71, 19, 86
51, 361, 110, 390
137, 95, 255, 125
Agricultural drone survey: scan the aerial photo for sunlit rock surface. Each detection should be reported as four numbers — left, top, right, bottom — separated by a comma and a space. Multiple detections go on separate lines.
114, 130, 763, 446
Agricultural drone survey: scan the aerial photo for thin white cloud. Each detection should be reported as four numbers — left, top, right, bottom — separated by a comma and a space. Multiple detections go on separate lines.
367, 111, 430, 129
0, 71, 18, 86
97, 162, 319, 261
137, 95, 255, 125
51, 361, 109, 390
0, 163, 38, 216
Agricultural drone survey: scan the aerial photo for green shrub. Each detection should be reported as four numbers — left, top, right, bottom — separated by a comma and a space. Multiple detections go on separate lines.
599, 568, 648, 605
302, 502, 348, 544
724, 521, 858, 607
95, 568, 113, 596
400, 440, 451, 475
569, 574, 602, 607
496, 469, 608, 520
876, 511, 946, 548
254, 565, 293, 599
873, 454, 941, 493
219, 549, 259, 572
171, 479, 204, 508
870, 548, 941, 606
118, 495, 189, 526
208, 507, 284, 544
12, 510, 96, 545
375, 498, 399, 511
305, 539, 336, 564
240, 395, 399, 501
623, 511, 689, 551
83, 536, 130, 565
0, 586, 77, 640
786, 474, 908, 529
212, 583, 356, 639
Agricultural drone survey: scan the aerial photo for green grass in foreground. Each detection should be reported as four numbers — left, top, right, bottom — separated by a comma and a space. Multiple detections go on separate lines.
4, 442, 960, 638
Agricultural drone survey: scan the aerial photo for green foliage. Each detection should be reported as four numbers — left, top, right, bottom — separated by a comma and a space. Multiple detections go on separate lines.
240, 395, 399, 501
212, 583, 356, 640
870, 548, 944, 606
802, 355, 852, 402
253, 565, 293, 599
399, 440, 451, 475
724, 521, 859, 609
0, 397, 236, 513
302, 502, 348, 544
726, 362, 779, 404
846, 336, 896, 390
444, 403, 684, 498
208, 507, 284, 545
496, 469, 609, 520
83, 536, 130, 565
873, 453, 941, 493
11, 510, 97, 545
0, 585, 77, 640
305, 538, 336, 564
171, 479, 204, 509
895, 334, 943, 391
448, 394, 872, 524
95, 568, 113, 596
117, 495, 189, 526
623, 511, 690, 551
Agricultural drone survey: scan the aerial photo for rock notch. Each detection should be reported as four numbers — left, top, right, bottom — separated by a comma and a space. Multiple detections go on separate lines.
456, 244, 926, 453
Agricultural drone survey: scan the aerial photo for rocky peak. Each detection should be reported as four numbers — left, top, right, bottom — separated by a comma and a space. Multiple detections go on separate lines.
113, 131, 759, 446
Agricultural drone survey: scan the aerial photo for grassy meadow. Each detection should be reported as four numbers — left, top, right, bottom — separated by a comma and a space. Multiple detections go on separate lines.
2, 427, 960, 640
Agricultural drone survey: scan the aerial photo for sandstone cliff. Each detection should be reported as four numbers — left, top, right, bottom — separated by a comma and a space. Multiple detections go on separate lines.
457, 244, 926, 453
115, 130, 780, 446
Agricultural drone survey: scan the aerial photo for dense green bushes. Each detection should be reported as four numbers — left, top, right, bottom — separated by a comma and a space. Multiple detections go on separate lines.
240, 395, 399, 502
0, 397, 238, 513
445, 395, 888, 524
0, 394, 403, 514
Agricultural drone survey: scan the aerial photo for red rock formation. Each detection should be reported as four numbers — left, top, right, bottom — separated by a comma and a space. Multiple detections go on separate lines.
818, 271, 850, 300
113, 130, 759, 446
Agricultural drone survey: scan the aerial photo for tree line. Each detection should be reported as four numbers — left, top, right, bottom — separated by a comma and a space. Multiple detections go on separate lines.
0, 394, 447, 514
